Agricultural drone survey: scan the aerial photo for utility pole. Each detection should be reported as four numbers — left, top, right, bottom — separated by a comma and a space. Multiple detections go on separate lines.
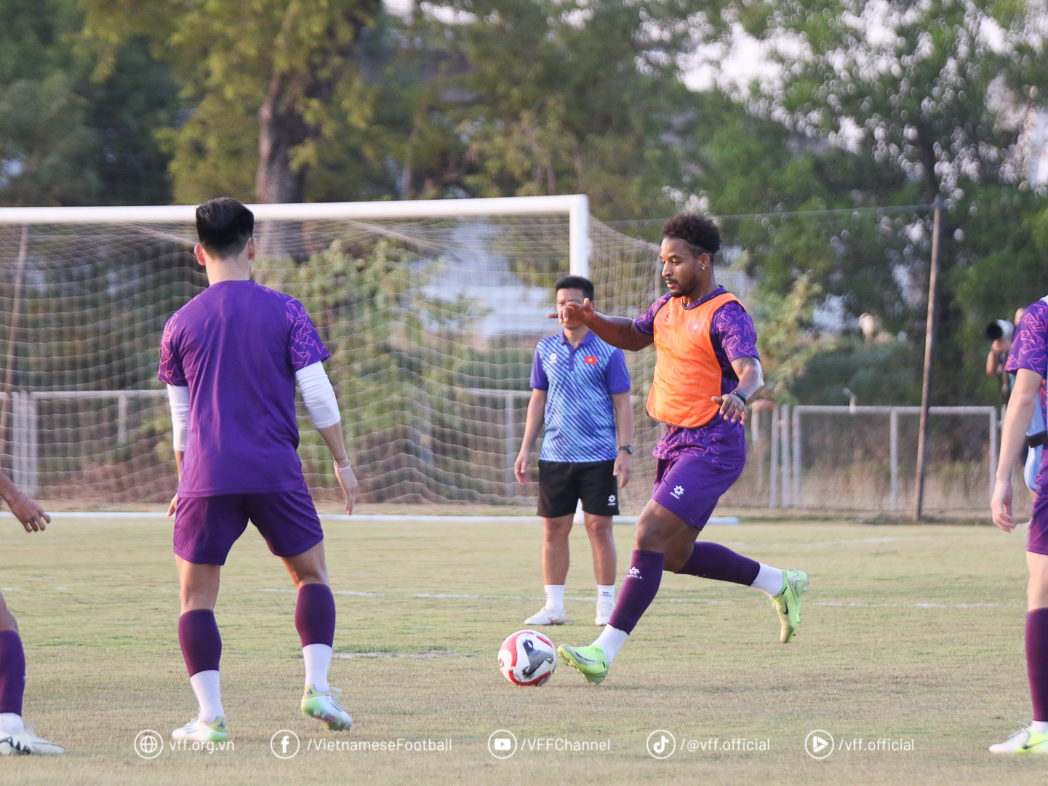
913, 199, 942, 520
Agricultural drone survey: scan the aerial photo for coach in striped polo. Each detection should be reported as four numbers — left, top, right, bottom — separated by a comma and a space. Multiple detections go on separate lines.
514, 275, 633, 627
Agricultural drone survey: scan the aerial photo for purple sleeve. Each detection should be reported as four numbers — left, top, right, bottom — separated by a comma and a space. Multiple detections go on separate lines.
286, 299, 330, 371
605, 349, 630, 394
157, 313, 187, 386
529, 346, 548, 390
1006, 302, 1048, 378
633, 294, 672, 336
712, 303, 760, 362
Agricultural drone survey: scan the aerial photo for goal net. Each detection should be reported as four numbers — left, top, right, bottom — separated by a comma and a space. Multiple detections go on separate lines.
0, 197, 675, 508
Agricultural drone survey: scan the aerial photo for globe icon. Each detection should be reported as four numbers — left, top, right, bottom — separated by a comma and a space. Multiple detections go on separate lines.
140, 736, 158, 754
135, 730, 164, 758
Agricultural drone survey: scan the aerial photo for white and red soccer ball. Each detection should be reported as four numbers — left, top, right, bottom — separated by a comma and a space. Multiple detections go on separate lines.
498, 630, 557, 686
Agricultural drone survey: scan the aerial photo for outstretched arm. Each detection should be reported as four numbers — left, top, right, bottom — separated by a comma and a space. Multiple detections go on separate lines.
0, 471, 50, 532
557, 299, 653, 351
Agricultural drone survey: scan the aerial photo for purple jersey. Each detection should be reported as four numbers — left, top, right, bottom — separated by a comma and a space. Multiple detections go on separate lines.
1006, 297, 1048, 495
634, 287, 759, 464
158, 280, 330, 498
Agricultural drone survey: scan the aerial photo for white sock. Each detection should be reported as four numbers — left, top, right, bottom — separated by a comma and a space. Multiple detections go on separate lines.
189, 670, 224, 723
597, 584, 615, 604
751, 563, 784, 597
1032, 720, 1048, 735
593, 625, 628, 664
0, 713, 24, 734
544, 585, 565, 611
304, 643, 333, 693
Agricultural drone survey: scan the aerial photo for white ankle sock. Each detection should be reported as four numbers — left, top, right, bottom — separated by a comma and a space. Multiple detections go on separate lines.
189, 670, 224, 723
593, 625, 628, 664
597, 584, 615, 604
1032, 720, 1048, 735
751, 564, 784, 596
0, 713, 24, 734
304, 643, 333, 693
544, 585, 565, 611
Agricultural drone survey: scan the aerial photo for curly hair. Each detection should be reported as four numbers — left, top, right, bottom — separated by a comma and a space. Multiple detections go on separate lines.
662, 214, 721, 256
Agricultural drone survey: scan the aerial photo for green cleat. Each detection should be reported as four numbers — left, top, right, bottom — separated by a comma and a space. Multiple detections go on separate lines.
171, 716, 227, 743
989, 726, 1048, 754
557, 644, 609, 685
302, 685, 353, 731
771, 569, 809, 644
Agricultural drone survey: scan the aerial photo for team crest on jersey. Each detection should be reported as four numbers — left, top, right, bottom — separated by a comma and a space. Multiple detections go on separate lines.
584, 355, 598, 365
548, 353, 558, 363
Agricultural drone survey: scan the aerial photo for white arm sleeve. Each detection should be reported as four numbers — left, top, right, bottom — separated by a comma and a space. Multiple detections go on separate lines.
296, 361, 341, 429
167, 384, 190, 451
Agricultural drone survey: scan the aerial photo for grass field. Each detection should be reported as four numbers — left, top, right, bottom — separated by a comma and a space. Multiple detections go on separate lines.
0, 512, 1045, 785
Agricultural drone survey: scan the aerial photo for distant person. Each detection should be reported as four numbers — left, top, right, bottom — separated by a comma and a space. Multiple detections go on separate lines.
988, 307, 1042, 503
159, 198, 358, 743
990, 296, 1048, 753
556, 214, 808, 686
515, 276, 633, 627
0, 471, 63, 755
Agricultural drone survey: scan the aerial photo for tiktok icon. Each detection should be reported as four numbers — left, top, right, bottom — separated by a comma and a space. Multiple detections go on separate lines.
646, 730, 677, 759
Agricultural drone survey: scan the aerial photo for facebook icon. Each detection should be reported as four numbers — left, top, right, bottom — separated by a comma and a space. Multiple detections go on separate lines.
270, 730, 300, 759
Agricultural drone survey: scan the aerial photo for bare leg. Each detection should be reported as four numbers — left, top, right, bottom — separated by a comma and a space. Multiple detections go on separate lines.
541, 515, 573, 586
583, 513, 617, 586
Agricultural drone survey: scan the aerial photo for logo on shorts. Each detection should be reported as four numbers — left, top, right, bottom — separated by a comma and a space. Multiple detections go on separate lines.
607, 494, 616, 504
584, 355, 598, 365
671, 485, 684, 499
628, 567, 642, 580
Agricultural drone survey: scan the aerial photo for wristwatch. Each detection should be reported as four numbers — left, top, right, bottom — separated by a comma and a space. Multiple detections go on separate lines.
618, 445, 633, 454
335, 457, 353, 469
732, 390, 747, 404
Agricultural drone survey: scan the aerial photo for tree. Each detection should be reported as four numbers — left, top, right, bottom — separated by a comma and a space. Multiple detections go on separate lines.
81, 0, 382, 209
698, 0, 1048, 402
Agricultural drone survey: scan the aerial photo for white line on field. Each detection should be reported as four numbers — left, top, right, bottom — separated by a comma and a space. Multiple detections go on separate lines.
252, 588, 1021, 609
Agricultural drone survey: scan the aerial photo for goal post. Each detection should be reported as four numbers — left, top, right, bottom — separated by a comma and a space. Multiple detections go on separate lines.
0, 194, 591, 277
0, 194, 665, 505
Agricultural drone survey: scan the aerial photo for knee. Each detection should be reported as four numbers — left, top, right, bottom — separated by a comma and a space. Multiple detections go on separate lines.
634, 522, 669, 553
584, 515, 613, 539
544, 518, 573, 541
0, 607, 17, 633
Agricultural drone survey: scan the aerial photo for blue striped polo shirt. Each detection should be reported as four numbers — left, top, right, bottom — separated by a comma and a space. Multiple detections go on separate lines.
530, 331, 631, 463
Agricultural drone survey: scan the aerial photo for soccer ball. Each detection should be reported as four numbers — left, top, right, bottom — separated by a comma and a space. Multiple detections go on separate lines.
498, 629, 557, 686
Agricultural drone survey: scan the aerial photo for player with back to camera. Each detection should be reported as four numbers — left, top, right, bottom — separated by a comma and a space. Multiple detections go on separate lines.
990, 295, 1048, 753
0, 472, 63, 755
514, 276, 633, 627
557, 214, 809, 685
159, 198, 358, 742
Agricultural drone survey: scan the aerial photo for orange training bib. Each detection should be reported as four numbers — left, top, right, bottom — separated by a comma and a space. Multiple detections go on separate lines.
645, 292, 742, 429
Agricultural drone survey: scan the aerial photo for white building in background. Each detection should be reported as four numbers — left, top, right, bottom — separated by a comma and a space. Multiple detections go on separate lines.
1025, 107, 1048, 187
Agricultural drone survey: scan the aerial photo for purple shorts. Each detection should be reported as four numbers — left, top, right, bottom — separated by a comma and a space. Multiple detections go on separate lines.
1030, 491, 1048, 556
174, 485, 324, 565
651, 452, 744, 530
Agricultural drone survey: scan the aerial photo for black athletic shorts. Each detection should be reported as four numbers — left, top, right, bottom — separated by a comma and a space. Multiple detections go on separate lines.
537, 459, 620, 518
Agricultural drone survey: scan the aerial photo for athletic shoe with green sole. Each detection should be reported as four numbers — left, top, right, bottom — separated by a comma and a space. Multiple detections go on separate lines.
171, 716, 227, 743
989, 726, 1048, 754
0, 727, 65, 755
302, 685, 353, 731
771, 569, 809, 644
557, 644, 609, 685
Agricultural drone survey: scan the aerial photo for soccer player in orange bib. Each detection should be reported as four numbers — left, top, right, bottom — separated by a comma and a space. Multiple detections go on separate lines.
557, 213, 809, 684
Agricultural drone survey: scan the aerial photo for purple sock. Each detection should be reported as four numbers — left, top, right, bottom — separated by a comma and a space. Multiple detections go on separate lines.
295, 583, 336, 647
608, 550, 665, 634
1028, 608, 1048, 722
676, 542, 761, 586
0, 631, 26, 716
178, 610, 222, 676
